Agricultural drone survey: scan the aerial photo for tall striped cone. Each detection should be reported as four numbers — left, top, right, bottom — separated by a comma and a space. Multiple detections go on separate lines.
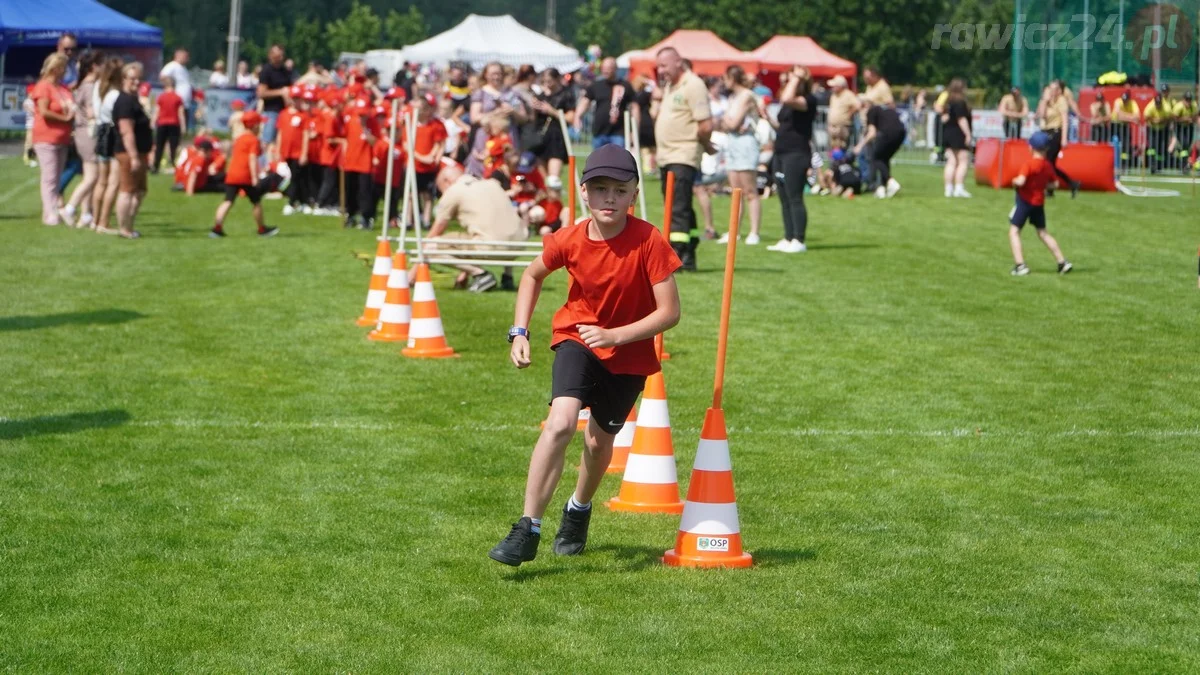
356, 238, 393, 327
401, 262, 458, 359
663, 407, 752, 568
606, 406, 638, 474
605, 368, 683, 513
367, 251, 411, 342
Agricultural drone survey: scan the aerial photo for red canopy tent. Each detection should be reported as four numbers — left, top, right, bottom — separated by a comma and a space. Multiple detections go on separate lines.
627, 30, 758, 79
751, 36, 857, 81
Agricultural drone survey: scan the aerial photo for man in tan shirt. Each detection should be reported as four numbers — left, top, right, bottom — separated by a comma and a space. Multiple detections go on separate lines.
863, 67, 893, 107
425, 162, 527, 292
826, 75, 859, 145
651, 47, 714, 271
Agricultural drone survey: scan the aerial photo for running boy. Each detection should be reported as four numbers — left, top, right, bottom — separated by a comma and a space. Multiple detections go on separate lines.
489, 144, 682, 567
1009, 131, 1072, 276
209, 111, 280, 238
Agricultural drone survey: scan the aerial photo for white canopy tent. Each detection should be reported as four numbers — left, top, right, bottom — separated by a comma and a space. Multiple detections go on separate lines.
401, 14, 583, 71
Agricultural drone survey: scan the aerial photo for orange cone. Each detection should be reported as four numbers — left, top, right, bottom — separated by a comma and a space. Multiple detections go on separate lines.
356, 238, 392, 327
605, 368, 683, 513
606, 406, 637, 474
367, 251, 411, 342
401, 262, 458, 358
663, 407, 752, 568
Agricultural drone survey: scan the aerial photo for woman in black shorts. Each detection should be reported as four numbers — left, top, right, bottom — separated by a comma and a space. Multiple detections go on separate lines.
941, 78, 973, 198
632, 75, 656, 172
531, 68, 575, 181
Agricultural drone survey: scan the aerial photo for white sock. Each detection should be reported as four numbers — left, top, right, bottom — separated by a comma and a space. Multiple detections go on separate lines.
63, 204, 75, 215
568, 495, 591, 512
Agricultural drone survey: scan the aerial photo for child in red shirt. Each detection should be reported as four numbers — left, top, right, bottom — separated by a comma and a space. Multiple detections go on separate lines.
412, 94, 448, 227
342, 97, 377, 229
489, 145, 682, 567
314, 92, 346, 214
278, 92, 309, 214
370, 106, 407, 227
532, 178, 564, 235
476, 116, 511, 179
210, 111, 280, 238
152, 76, 186, 173
1009, 131, 1072, 276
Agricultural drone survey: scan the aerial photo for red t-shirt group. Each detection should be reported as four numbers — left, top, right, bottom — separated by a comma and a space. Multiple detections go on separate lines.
541, 216, 681, 376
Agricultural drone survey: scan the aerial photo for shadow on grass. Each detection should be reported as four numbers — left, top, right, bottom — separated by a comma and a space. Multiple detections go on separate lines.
503, 544, 664, 582
0, 409, 132, 440
750, 548, 818, 567
0, 309, 146, 332
805, 243, 881, 251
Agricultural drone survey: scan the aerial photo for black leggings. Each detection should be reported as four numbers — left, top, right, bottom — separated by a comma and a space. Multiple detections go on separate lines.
871, 132, 905, 186
774, 151, 810, 243
317, 166, 339, 208
153, 125, 181, 170
286, 159, 307, 206
1041, 129, 1074, 184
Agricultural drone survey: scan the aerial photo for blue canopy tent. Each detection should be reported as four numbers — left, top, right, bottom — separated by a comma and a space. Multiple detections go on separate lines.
0, 0, 162, 80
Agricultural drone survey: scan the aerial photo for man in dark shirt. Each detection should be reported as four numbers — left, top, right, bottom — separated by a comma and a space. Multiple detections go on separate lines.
574, 57, 633, 148
256, 44, 295, 149
392, 61, 415, 100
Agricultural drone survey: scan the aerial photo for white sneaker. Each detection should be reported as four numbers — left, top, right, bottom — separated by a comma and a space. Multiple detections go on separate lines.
716, 232, 731, 244
301, 205, 314, 215
874, 186, 887, 199
953, 186, 973, 198
944, 184, 954, 197
79, 212, 94, 228
58, 206, 76, 227
745, 233, 760, 245
282, 204, 296, 216
785, 239, 807, 253
886, 179, 901, 198
767, 238, 791, 252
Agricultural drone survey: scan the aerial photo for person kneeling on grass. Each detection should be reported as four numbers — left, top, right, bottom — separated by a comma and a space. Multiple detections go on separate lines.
209, 111, 281, 238
489, 144, 682, 567
1009, 131, 1072, 276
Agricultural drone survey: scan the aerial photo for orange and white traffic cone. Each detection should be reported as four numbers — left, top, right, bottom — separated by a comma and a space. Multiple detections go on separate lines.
401, 262, 457, 359
367, 251, 410, 342
663, 407, 752, 568
606, 406, 637, 474
605, 367, 683, 514
356, 238, 392, 327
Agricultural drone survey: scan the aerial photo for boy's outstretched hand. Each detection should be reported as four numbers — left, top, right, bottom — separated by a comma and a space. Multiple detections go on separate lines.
510, 336, 531, 369
577, 325, 619, 349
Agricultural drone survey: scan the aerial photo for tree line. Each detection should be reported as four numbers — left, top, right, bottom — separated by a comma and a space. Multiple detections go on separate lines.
108, 0, 1015, 98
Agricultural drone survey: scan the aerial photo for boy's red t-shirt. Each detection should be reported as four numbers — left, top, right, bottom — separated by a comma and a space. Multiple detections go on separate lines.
413, 118, 449, 173
342, 114, 374, 174
277, 108, 306, 161
372, 138, 406, 186
226, 133, 261, 187
155, 91, 184, 126
541, 216, 681, 376
1017, 156, 1056, 206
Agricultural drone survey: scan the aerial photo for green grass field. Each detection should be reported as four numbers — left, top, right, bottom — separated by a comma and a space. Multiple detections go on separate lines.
2, 156, 1199, 671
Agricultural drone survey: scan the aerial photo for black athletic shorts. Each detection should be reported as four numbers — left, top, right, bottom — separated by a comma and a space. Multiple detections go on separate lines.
224, 183, 264, 205
1009, 195, 1046, 229
550, 340, 647, 435
416, 171, 437, 194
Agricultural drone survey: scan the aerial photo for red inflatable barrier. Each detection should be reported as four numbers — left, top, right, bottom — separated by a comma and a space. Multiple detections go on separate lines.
975, 138, 1116, 192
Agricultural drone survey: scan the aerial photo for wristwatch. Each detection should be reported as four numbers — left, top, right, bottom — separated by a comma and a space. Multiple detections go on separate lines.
507, 326, 530, 343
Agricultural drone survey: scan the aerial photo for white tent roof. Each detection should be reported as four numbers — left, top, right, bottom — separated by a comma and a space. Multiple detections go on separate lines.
402, 14, 582, 71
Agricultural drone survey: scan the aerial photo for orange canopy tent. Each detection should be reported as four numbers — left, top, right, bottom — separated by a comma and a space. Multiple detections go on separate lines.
751, 36, 857, 80
627, 30, 758, 79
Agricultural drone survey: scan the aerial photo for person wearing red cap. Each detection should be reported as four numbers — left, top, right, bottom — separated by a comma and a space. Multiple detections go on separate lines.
370, 106, 406, 228
342, 97, 378, 228
278, 88, 309, 215
209, 110, 280, 238
300, 89, 322, 213
412, 93, 448, 228
314, 92, 347, 215
488, 144, 682, 567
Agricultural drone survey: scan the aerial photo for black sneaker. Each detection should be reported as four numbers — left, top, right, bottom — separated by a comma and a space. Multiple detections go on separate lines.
1069, 180, 1081, 199
488, 517, 540, 566
258, 226, 279, 237
468, 271, 497, 293
553, 503, 592, 556
1011, 263, 1030, 276
208, 228, 227, 238
1057, 260, 1073, 274
359, 218, 374, 231
344, 216, 357, 229
500, 273, 516, 291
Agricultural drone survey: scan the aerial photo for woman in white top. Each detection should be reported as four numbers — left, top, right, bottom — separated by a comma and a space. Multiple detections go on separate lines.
91, 56, 125, 234
209, 60, 230, 87
718, 64, 765, 245
235, 61, 257, 89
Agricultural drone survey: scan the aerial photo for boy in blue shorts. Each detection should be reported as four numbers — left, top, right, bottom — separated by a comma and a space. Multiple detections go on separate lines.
1009, 131, 1073, 276
489, 144, 682, 566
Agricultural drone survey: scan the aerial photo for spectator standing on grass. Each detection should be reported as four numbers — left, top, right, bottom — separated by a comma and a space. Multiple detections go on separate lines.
941, 78, 974, 198
1036, 80, 1081, 197
236, 61, 257, 89
532, 68, 575, 181
112, 62, 153, 239
59, 51, 103, 228
209, 60, 229, 87
854, 97, 906, 199
1088, 93, 1111, 143
467, 62, 527, 178
1143, 85, 1174, 173
631, 75, 657, 172
863, 67, 893, 108
574, 57, 633, 148
257, 45, 295, 159
826, 75, 858, 147
1175, 92, 1197, 167
767, 66, 817, 254
651, 47, 714, 271
159, 48, 193, 129
716, 64, 764, 246
92, 56, 124, 235
999, 87, 1029, 139
57, 34, 79, 88
31, 53, 75, 226
152, 76, 186, 173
